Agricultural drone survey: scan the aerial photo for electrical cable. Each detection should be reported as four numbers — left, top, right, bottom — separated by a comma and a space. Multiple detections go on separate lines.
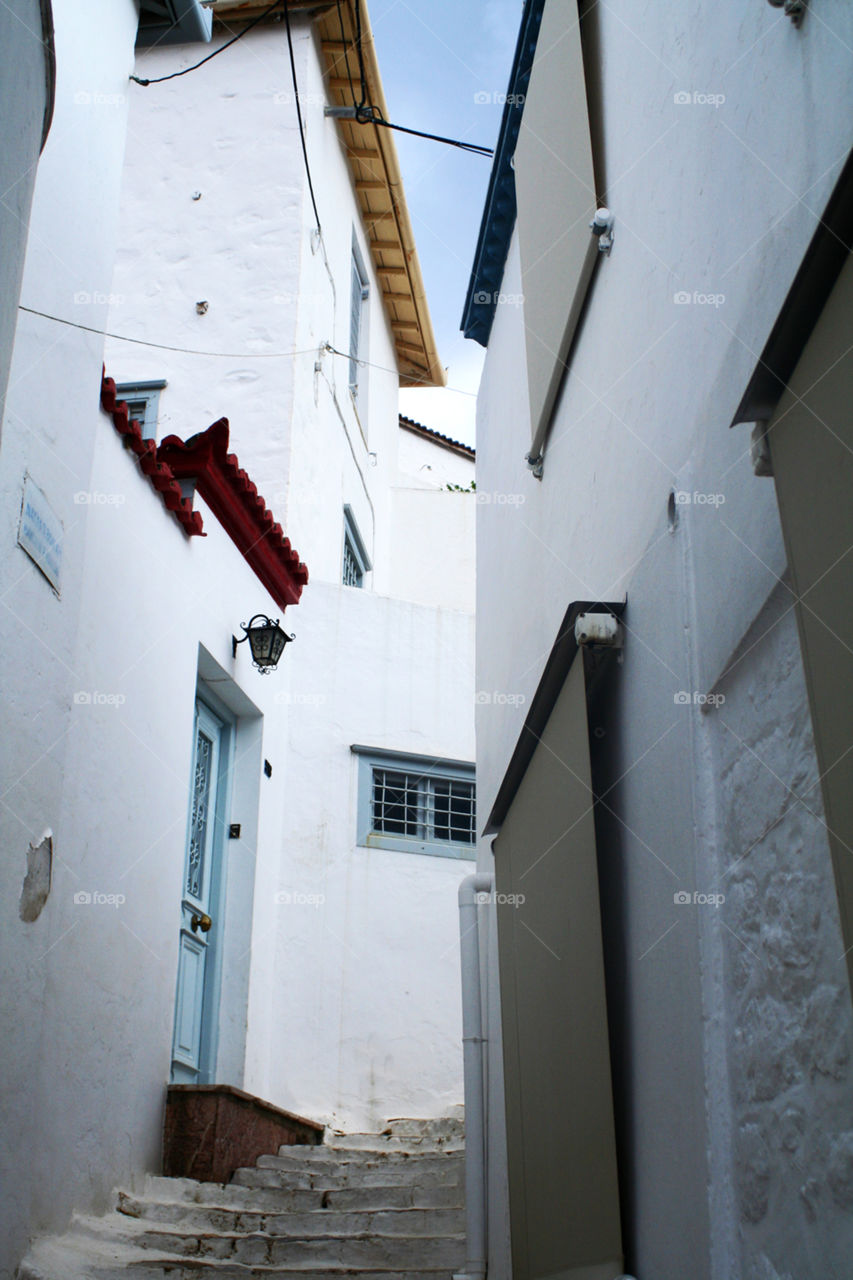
282, 0, 322, 233
347, 0, 492, 157
18, 305, 319, 359
334, 0, 358, 107
17, 306, 476, 395
353, 0, 368, 109
130, 0, 492, 158
130, 0, 283, 86
355, 105, 493, 156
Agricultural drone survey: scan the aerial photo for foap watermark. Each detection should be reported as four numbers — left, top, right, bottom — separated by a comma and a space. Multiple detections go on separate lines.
475, 690, 526, 707
73, 890, 126, 907
73, 90, 126, 107
73, 291, 125, 306
674, 690, 725, 708
275, 890, 325, 907
475, 491, 526, 506
273, 691, 327, 707
673, 290, 726, 308
674, 890, 725, 908
673, 90, 725, 108
673, 490, 726, 508
73, 490, 126, 506
471, 289, 524, 307
73, 691, 126, 707
273, 91, 325, 107
475, 890, 526, 907
473, 91, 525, 106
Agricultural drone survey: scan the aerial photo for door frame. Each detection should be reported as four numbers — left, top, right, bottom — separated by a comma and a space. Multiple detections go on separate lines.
172, 683, 236, 1084
195, 683, 236, 1084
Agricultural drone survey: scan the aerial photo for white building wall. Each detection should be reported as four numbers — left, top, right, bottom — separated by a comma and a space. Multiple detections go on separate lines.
245, 581, 475, 1129
105, 17, 475, 1133
474, 5, 853, 1278
0, 3, 139, 1271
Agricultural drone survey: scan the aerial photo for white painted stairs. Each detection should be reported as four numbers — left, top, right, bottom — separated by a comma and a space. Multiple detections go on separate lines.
16, 1114, 466, 1280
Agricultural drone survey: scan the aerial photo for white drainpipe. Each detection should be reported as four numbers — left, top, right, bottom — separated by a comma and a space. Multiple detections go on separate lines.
454, 871, 494, 1280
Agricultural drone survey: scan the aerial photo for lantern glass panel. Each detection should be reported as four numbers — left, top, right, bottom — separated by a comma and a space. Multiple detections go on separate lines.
249, 624, 275, 666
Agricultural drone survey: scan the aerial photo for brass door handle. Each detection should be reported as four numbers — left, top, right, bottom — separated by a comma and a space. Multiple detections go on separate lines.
191, 912, 212, 933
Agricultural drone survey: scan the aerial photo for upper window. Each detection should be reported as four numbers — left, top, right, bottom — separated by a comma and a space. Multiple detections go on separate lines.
342, 505, 371, 588
349, 237, 369, 400
353, 746, 476, 859
115, 379, 166, 441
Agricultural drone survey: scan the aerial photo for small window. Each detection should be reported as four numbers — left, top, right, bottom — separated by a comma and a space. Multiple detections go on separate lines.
342, 505, 371, 588
115, 380, 166, 441
349, 237, 369, 399
353, 746, 476, 859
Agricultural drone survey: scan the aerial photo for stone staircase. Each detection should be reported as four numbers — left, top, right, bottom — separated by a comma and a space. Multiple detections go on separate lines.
16, 1116, 466, 1280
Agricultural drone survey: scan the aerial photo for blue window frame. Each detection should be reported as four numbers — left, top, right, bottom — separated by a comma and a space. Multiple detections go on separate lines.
116, 379, 166, 441
353, 746, 476, 859
342, 505, 371, 588
349, 236, 369, 400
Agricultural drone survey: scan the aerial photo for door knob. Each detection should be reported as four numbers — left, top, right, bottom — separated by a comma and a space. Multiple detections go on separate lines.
191, 912, 212, 933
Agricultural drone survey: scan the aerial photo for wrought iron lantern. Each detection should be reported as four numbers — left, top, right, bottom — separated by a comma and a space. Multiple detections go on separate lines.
232, 614, 294, 673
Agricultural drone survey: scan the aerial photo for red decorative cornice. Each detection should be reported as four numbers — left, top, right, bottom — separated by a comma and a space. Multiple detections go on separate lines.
101, 371, 308, 610
159, 420, 309, 608
101, 374, 204, 536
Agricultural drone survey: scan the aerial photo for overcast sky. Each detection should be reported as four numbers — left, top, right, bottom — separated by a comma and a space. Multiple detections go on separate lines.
368, 0, 523, 446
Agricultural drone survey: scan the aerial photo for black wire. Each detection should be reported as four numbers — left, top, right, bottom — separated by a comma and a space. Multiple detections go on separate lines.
130, 0, 284, 86
353, 0, 368, 109
346, 0, 489, 155
17, 304, 323, 358
283, 1, 322, 234
353, 104, 493, 157
374, 116, 493, 157
335, 0, 358, 107
129, 0, 492, 160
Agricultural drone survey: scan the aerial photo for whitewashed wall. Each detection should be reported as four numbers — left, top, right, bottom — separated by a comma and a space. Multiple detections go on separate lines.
474, 4, 853, 1279
0, 2, 139, 1272
245, 579, 475, 1129
105, 16, 475, 1134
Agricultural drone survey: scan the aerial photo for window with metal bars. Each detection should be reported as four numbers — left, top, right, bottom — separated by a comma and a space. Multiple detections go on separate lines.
373, 769, 476, 845
115, 379, 166, 440
349, 239, 369, 399
342, 505, 370, 588
353, 746, 476, 859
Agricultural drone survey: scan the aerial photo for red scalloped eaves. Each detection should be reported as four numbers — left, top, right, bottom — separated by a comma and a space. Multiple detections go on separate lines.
101, 374, 204, 537
100, 372, 308, 610
158, 420, 309, 609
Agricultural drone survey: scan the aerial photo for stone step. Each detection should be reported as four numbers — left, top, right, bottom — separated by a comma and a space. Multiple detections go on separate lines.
231, 1162, 462, 1193
19, 1233, 459, 1280
262, 1151, 463, 1173
71, 1212, 465, 1269
17, 1112, 467, 1279
380, 1118, 464, 1142
139, 1176, 463, 1214
270, 1152, 461, 1172
322, 1135, 463, 1154
116, 1190, 464, 1239
274, 1146, 463, 1165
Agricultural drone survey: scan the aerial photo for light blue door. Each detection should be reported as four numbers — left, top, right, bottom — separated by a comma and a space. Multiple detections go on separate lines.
171, 700, 224, 1082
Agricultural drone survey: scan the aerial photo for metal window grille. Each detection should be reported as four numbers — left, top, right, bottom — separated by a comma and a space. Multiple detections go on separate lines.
349, 249, 368, 395
116, 380, 165, 440
343, 533, 363, 587
372, 768, 476, 846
